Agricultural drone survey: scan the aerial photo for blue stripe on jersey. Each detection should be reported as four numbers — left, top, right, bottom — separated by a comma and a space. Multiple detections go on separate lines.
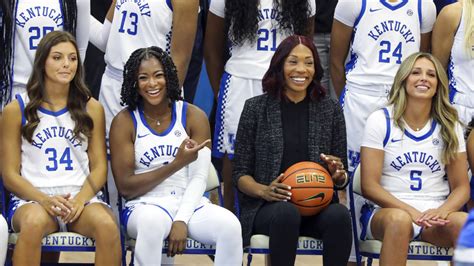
138, 103, 177, 137
129, 109, 137, 131
181, 102, 187, 130
166, 0, 173, 11
10, 1, 20, 101
38, 106, 68, 116
404, 119, 437, 141
418, 0, 422, 25
16, 94, 26, 126
382, 108, 391, 147
354, 0, 366, 28
380, 0, 408, 10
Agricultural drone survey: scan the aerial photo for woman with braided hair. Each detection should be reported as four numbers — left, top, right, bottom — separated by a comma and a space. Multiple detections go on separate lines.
0, 0, 90, 109
204, 0, 316, 212
110, 46, 242, 265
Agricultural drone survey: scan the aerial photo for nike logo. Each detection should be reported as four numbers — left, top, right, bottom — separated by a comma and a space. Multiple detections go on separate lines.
298, 192, 325, 203
369, 8, 382, 12
137, 133, 150, 138
391, 138, 402, 143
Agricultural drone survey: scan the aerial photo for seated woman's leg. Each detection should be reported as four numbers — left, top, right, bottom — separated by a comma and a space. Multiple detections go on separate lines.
68, 203, 121, 266
12, 203, 59, 265
370, 208, 413, 266
123, 204, 173, 265
421, 211, 468, 247
253, 201, 300, 266
301, 203, 352, 266
187, 203, 243, 264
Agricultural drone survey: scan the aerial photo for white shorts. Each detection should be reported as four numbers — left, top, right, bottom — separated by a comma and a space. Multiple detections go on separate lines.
341, 86, 388, 173
213, 72, 263, 158
359, 199, 445, 241
7, 186, 107, 232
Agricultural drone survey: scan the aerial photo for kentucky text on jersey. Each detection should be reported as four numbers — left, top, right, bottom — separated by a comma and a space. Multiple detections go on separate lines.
390, 151, 442, 173
15, 6, 63, 28
139, 145, 179, 167
257, 8, 281, 22
115, 0, 151, 17
367, 20, 415, 43
31, 126, 83, 149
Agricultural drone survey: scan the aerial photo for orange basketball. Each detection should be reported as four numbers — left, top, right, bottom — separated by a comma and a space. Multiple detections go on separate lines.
281, 161, 334, 216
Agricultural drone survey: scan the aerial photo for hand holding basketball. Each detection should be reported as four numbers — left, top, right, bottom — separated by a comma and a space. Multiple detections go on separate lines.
260, 174, 291, 202
320, 153, 347, 185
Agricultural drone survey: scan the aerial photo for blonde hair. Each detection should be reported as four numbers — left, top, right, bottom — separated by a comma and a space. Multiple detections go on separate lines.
388, 52, 460, 164
463, 0, 474, 58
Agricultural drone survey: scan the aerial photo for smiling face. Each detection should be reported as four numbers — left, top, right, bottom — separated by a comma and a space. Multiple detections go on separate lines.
405, 57, 438, 100
44, 41, 78, 87
283, 44, 315, 102
137, 56, 167, 106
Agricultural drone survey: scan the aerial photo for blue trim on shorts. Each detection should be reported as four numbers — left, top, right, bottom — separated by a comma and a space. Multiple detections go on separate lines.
16, 94, 26, 126
339, 87, 346, 108
359, 202, 375, 240
122, 203, 173, 229
382, 108, 391, 147
212, 72, 232, 158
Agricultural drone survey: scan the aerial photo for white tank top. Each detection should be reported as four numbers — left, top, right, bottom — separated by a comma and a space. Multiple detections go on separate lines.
17, 93, 90, 188
131, 101, 190, 200
104, 0, 173, 76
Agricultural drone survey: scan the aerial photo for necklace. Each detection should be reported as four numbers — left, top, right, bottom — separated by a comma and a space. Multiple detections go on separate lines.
143, 111, 161, 126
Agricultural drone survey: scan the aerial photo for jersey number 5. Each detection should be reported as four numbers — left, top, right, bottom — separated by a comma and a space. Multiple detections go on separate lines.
409, 170, 422, 191
45, 147, 74, 171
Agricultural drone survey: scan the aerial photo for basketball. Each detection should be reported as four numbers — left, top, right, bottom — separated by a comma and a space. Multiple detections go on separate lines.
281, 161, 334, 216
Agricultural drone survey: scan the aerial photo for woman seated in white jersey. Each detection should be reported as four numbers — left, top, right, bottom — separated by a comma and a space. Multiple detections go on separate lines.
359, 52, 469, 265
109, 46, 243, 265
1, 31, 121, 265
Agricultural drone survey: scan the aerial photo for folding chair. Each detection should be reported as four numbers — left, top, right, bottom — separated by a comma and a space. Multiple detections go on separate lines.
348, 166, 454, 266
120, 164, 223, 266
1, 179, 101, 265
245, 235, 323, 266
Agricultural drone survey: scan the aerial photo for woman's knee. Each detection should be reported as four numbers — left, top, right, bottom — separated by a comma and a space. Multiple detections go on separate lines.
376, 209, 413, 238
446, 211, 468, 243
15, 205, 55, 236
272, 202, 300, 226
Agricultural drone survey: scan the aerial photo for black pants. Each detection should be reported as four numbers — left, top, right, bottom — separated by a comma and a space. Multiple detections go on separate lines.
253, 201, 352, 266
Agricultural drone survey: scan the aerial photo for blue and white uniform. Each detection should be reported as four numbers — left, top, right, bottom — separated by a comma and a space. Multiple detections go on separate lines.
211, 0, 316, 158
448, 7, 474, 126
334, 0, 436, 173
359, 106, 465, 240
122, 101, 242, 265
10, 0, 90, 101
8, 94, 104, 231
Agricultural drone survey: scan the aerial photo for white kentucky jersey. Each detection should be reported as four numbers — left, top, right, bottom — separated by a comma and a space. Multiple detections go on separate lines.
104, 0, 173, 74
448, 7, 474, 108
11, 0, 89, 91
334, 0, 436, 94
210, 0, 316, 80
16, 94, 90, 188
361, 106, 466, 201
130, 101, 190, 200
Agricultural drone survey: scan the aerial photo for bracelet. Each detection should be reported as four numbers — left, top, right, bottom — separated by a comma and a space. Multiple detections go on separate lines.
334, 172, 349, 189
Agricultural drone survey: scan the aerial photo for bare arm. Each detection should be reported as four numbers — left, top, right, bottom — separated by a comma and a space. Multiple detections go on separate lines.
171, 0, 199, 87
330, 20, 352, 98
431, 3, 461, 69
203, 12, 226, 98
439, 152, 470, 213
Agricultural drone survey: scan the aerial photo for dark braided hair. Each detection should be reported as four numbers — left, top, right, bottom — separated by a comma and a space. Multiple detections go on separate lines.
0, 0, 77, 107
121, 46, 182, 111
224, 0, 311, 46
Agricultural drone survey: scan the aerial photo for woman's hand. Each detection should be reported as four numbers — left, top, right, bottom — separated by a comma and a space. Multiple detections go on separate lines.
173, 138, 211, 167
62, 197, 86, 224
260, 174, 292, 202
320, 153, 347, 185
39, 194, 73, 217
416, 208, 450, 227
167, 221, 188, 257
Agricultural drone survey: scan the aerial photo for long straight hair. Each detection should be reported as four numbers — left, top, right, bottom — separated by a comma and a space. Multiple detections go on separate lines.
388, 52, 459, 164
0, 0, 77, 107
22, 31, 92, 143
